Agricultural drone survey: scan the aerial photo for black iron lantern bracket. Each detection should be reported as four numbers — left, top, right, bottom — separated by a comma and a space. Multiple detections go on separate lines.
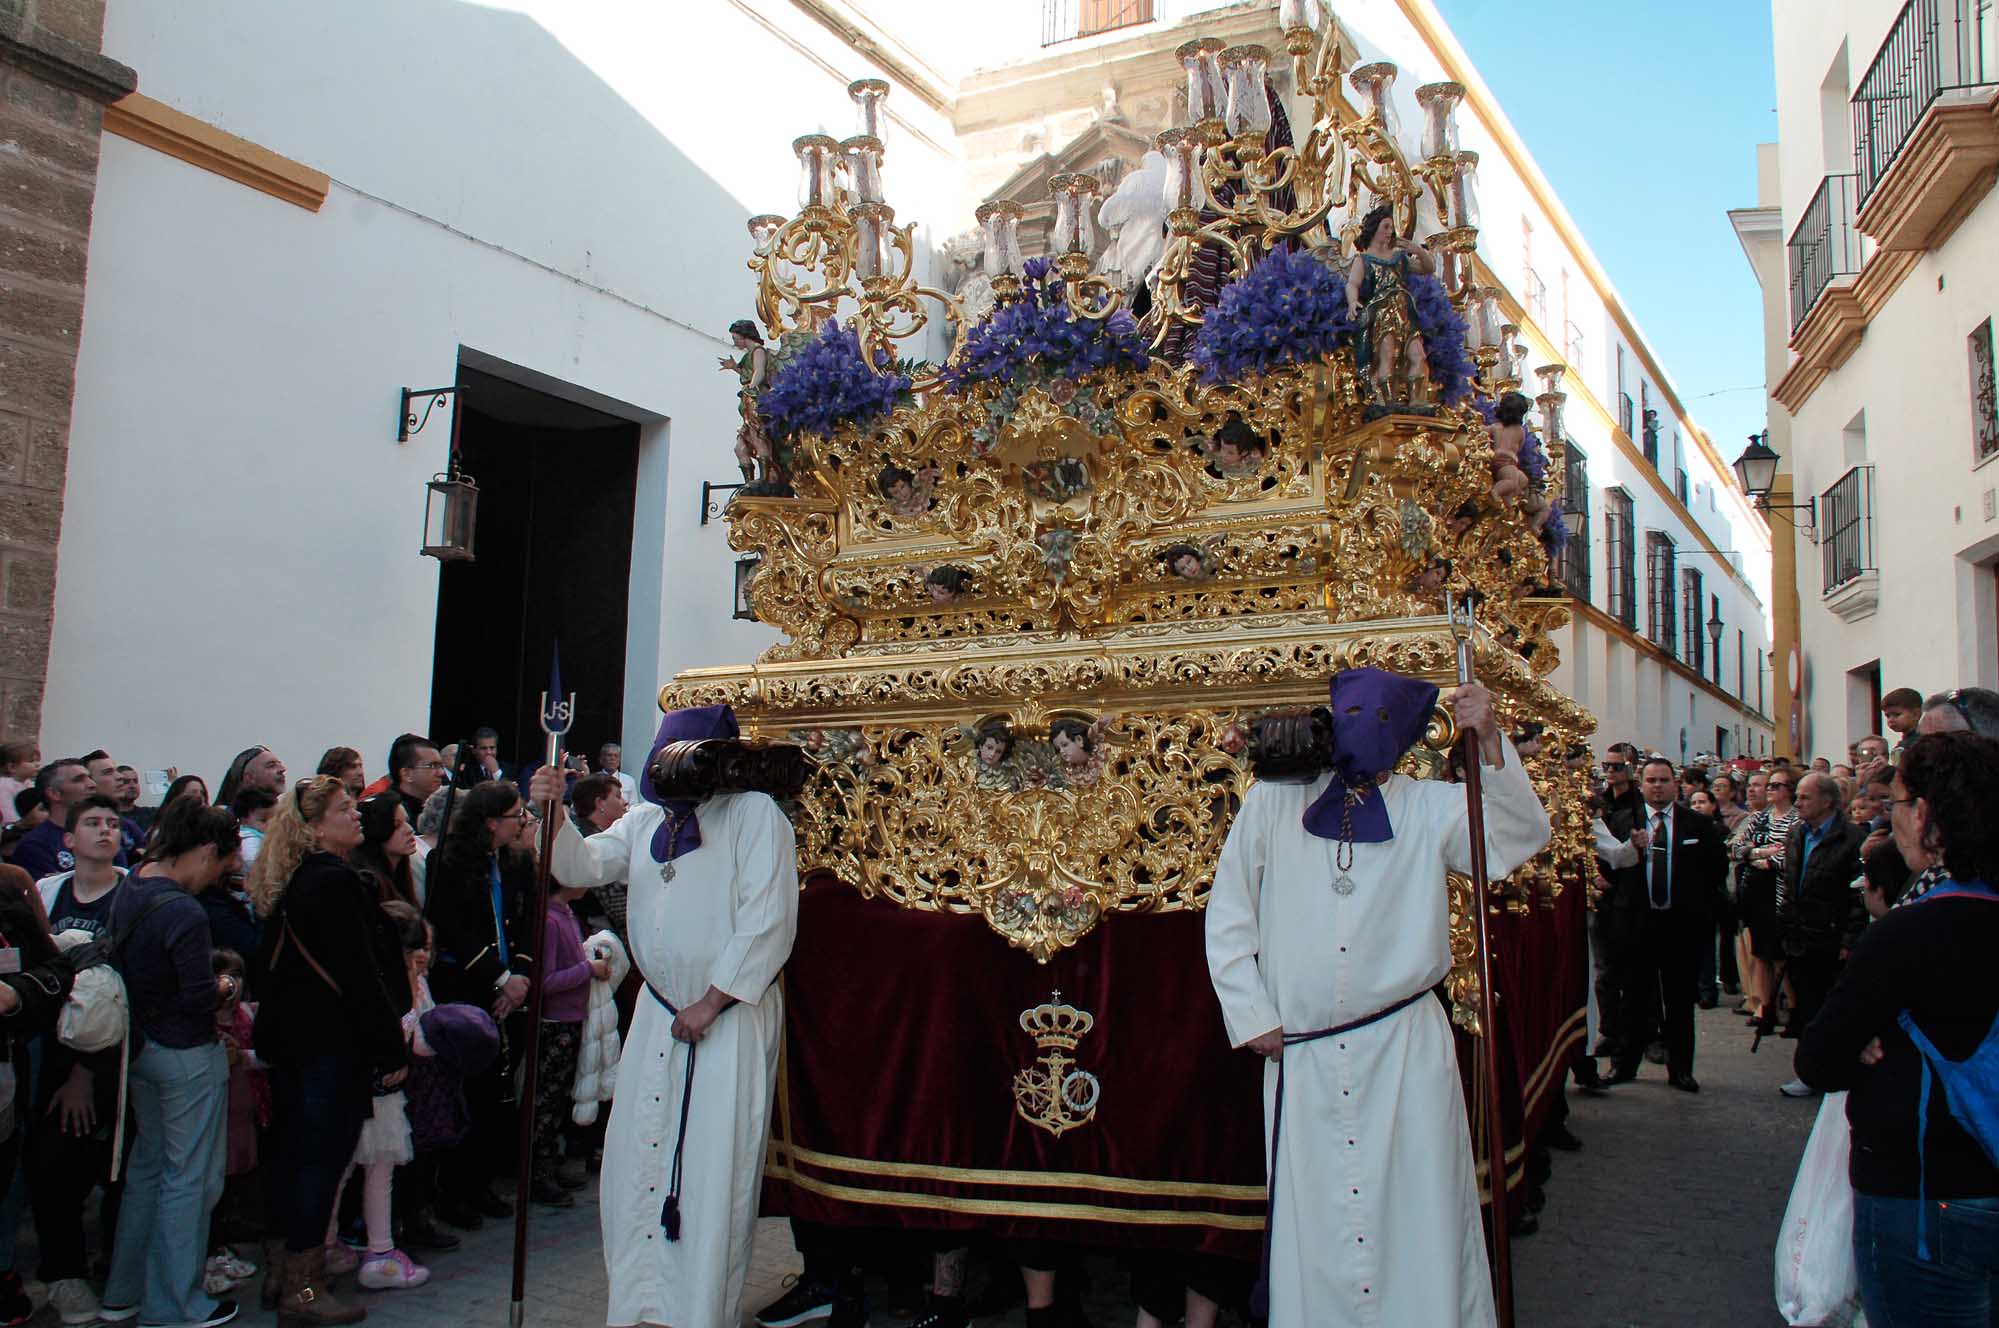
701, 479, 746, 525
399, 385, 463, 443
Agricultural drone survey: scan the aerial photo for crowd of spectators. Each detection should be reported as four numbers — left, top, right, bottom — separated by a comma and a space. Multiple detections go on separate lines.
0, 731, 634, 1328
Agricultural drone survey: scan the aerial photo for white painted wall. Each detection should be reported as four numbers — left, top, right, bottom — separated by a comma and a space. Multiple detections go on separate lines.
44, 0, 962, 788
1767, 0, 1999, 759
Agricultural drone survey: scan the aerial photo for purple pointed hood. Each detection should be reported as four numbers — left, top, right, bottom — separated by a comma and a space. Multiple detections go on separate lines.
641, 704, 739, 863
1302, 667, 1440, 844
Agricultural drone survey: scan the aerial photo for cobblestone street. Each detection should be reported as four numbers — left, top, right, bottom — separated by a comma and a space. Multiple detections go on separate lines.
5, 1006, 1806, 1328
1513, 1004, 1821, 1327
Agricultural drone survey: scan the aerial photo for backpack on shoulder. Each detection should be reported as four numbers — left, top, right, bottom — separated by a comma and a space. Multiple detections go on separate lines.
49, 888, 180, 1183
1897, 880, 1999, 1260
53, 889, 177, 1054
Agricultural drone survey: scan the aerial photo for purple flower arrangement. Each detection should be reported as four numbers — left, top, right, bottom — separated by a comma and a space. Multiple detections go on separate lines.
758, 320, 913, 443
944, 259, 1150, 389
1189, 248, 1358, 384
1407, 272, 1476, 406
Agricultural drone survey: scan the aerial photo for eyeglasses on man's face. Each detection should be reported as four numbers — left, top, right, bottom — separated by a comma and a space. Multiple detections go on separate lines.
1601, 761, 1628, 773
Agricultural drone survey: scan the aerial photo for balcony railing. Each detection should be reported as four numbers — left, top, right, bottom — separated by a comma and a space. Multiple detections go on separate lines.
1564, 320, 1585, 367
1617, 391, 1635, 437
1042, 0, 1154, 44
1524, 267, 1548, 327
1853, 0, 1998, 204
1821, 464, 1877, 593
1788, 173, 1863, 330
1559, 449, 1591, 602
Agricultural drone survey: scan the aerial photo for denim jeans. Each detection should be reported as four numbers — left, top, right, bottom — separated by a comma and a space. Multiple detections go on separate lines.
266, 1055, 368, 1253
104, 1040, 229, 1324
1854, 1190, 1999, 1326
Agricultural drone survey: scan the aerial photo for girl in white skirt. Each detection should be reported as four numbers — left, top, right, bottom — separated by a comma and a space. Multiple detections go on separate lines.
327, 900, 434, 1290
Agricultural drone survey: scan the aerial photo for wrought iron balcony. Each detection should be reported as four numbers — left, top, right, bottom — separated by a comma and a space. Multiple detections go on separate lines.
1787, 173, 1863, 330
1821, 464, 1877, 595
1042, 0, 1155, 45
1523, 266, 1548, 328
1617, 391, 1635, 438
1853, 0, 1997, 204
1558, 448, 1591, 603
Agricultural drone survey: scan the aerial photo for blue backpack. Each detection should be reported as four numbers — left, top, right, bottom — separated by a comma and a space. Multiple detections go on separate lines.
1898, 879, 1999, 1258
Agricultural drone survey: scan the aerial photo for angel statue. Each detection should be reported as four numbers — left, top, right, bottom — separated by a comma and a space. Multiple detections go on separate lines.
719, 318, 770, 485
1347, 206, 1436, 407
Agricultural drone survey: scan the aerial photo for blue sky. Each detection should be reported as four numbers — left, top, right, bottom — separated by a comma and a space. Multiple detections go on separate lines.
1433, 0, 1778, 463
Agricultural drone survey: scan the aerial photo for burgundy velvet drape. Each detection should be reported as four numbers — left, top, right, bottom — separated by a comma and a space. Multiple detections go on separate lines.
766, 867, 1587, 1251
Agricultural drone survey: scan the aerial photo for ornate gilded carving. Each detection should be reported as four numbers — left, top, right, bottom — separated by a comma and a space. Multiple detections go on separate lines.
688, 11, 1592, 973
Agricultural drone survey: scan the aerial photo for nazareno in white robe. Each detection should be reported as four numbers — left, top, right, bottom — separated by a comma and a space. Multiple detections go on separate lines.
1205, 740, 1551, 1328
551, 791, 799, 1328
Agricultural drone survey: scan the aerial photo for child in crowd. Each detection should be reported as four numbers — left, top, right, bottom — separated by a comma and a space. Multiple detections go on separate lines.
205, 950, 264, 1297
531, 877, 609, 1206
334, 901, 432, 1290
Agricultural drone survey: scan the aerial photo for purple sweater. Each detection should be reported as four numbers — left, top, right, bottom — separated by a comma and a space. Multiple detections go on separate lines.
539, 901, 592, 1024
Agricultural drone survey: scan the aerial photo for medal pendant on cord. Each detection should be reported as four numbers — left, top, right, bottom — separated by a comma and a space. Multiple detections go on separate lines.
659, 858, 676, 885
1331, 797, 1358, 896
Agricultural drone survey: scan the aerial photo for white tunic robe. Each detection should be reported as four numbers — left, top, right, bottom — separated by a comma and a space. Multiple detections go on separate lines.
1205, 742, 1551, 1328
551, 792, 799, 1328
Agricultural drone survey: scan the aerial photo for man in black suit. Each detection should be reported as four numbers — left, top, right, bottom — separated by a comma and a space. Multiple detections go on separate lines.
1608, 756, 1730, 1092
1778, 771, 1869, 1041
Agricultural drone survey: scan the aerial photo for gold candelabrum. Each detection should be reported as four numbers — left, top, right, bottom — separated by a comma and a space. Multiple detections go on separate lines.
697, 3, 1594, 1016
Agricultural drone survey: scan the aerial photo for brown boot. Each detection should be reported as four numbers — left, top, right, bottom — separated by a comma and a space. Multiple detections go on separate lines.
261, 1243, 287, 1311
278, 1246, 367, 1326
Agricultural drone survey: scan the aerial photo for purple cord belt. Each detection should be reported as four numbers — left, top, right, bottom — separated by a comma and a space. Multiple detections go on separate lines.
1250, 988, 1432, 1319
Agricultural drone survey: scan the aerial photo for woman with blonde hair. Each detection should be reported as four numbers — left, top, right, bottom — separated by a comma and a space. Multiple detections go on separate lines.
249, 778, 409, 1326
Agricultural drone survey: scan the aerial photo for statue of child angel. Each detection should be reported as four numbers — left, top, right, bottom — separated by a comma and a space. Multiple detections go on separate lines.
720, 318, 770, 485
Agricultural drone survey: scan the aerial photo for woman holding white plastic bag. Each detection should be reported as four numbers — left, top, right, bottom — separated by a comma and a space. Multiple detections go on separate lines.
1795, 732, 1999, 1326
1775, 1088, 1863, 1326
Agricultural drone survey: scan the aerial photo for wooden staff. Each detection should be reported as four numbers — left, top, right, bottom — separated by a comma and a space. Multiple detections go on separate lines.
1447, 592, 1516, 1328
511, 647, 574, 1328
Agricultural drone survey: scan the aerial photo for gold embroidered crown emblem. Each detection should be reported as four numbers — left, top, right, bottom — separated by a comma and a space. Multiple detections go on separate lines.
1012, 990, 1101, 1137
1019, 996, 1094, 1051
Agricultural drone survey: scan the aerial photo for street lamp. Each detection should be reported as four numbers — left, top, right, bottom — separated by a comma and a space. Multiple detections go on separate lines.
1731, 431, 1779, 498
1706, 608, 1724, 682
1731, 431, 1818, 541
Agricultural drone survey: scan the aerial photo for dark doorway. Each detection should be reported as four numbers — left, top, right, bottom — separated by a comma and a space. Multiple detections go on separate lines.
430, 366, 640, 775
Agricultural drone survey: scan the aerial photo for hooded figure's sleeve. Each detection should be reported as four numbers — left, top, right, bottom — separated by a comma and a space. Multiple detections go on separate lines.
550, 812, 638, 889
707, 793, 799, 1004
1439, 739, 1552, 880
1206, 780, 1284, 1048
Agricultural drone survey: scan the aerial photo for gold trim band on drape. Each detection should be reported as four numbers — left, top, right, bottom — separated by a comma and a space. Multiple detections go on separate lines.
773, 1141, 1268, 1201
766, 1165, 1269, 1230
